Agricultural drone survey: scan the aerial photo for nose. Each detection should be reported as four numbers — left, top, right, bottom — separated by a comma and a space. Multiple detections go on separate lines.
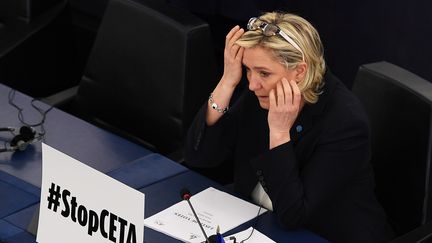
248, 74, 261, 91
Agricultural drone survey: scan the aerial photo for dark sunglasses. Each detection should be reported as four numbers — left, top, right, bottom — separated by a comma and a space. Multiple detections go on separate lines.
247, 17, 305, 61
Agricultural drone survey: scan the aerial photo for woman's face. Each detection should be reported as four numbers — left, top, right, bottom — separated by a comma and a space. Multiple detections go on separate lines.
243, 46, 300, 110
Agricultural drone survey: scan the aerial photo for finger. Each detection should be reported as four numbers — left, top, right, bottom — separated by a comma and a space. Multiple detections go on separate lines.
276, 81, 284, 106
230, 44, 241, 58
229, 28, 245, 46
235, 47, 245, 61
226, 26, 240, 46
290, 79, 301, 107
282, 78, 292, 106
269, 89, 276, 110
281, 78, 292, 104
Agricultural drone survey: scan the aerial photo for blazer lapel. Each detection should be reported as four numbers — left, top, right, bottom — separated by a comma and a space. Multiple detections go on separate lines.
290, 71, 339, 145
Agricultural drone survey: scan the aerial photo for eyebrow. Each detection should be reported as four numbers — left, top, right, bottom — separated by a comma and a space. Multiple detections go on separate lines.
242, 63, 271, 71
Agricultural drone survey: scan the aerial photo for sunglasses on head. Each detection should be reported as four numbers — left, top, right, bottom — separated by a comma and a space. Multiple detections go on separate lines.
247, 17, 305, 61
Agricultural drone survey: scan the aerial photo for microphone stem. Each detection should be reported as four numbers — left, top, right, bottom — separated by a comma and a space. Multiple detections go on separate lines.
186, 199, 210, 243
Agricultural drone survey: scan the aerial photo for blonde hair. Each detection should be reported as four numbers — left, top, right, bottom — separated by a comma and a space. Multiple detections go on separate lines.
236, 12, 326, 104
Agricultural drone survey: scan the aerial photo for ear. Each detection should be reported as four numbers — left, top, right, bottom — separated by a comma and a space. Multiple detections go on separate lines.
294, 62, 307, 82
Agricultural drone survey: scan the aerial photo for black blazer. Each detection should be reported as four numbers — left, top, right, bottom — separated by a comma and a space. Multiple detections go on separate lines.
185, 72, 394, 243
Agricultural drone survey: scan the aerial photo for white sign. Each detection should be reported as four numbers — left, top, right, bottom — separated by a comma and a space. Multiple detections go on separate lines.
37, 144, 145, 243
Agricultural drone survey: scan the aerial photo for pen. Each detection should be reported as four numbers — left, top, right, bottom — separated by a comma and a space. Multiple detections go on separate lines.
216, 225, 225, 243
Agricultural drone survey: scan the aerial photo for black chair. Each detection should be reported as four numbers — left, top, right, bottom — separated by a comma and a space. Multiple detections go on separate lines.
0, 0, 71, 97
0, 0, 65, 57
352, 61, 432, 241
44, 0, 218, 159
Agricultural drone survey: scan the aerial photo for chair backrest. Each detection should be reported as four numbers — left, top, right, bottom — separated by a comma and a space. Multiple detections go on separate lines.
0, 0, 60, 23
74, 0, 218, 156
352, 61, 432, 236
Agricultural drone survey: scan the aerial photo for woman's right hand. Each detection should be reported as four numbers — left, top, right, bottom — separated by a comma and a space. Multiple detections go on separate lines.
206, 26, 244, 125
221, 25, 245, 89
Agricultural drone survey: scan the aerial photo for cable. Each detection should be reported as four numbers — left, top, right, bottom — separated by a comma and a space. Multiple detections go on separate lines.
238, 204, 263, 242
8, 89, 54, 130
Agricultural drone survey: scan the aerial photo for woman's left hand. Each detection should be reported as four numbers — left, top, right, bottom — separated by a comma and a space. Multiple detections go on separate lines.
268, 78, 302, 149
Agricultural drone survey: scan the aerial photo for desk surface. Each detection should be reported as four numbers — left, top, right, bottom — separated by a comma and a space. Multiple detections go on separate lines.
0, 84, 329, 243
140, 171, 329, 243
2, 165, 329, 243
0, 83, 153, 187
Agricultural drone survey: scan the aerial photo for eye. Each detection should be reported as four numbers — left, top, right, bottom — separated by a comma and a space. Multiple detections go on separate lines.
259, 71, 270, 77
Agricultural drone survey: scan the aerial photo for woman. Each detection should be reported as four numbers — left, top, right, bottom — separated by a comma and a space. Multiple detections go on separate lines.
185, 12, 394, 243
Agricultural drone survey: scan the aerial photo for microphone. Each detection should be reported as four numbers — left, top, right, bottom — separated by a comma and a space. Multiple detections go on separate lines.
180, 188, 211, 243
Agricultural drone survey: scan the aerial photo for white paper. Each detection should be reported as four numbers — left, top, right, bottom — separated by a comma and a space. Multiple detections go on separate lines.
37, 144, 145, 243
144, 187, 266, 243
224, 227, 275, 243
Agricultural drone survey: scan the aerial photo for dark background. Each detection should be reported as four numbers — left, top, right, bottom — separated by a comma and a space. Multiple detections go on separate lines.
0, 0, 430, 97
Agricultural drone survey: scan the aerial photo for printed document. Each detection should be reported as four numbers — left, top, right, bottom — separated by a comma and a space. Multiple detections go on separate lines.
224, 227, 276, 243
144, 187, 266, 243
